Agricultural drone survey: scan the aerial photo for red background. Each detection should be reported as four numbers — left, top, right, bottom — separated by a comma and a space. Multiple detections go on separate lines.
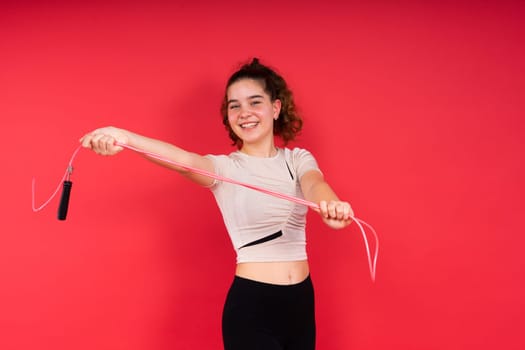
1, 1, 524, 349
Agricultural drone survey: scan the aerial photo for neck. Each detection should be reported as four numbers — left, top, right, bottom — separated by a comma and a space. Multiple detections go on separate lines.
240, 141, 277, 158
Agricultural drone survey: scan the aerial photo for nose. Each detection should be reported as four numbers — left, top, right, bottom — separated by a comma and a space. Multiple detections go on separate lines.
239, 104, 251, 118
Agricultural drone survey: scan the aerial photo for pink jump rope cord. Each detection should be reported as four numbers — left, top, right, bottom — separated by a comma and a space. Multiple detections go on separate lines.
32, 145, 81, 213
33, 143, 379, 281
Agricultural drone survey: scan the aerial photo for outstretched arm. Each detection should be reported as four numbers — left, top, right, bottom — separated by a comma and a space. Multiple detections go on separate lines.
300, 169, 353, 229
80, 126, 215, 187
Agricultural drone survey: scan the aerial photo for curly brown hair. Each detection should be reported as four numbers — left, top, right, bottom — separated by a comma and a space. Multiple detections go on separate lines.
220, 58, 303, 148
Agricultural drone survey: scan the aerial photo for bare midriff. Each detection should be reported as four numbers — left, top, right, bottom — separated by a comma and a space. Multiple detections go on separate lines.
235, 260, 310, 285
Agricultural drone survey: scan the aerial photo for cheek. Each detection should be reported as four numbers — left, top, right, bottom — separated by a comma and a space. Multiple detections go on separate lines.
227, 112, 237, 126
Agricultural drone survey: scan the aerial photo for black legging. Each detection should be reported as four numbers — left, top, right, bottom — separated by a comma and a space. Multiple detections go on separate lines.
222, 275, 316, 350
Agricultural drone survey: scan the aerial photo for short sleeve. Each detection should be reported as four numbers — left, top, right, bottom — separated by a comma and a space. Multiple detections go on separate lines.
292, 148, 322, 179
203, 154, 230, 188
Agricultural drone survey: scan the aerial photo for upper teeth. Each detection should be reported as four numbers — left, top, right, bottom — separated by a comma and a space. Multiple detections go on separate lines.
241, 122, 258, 128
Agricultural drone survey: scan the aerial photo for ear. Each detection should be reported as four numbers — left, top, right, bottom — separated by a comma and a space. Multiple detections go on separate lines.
272, 99, 282, 120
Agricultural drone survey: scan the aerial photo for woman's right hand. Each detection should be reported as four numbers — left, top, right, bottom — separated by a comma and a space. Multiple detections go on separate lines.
80, 126, 129, 156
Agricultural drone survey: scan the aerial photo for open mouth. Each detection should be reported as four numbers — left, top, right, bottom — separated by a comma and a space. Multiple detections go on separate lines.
240, 122, 259, 129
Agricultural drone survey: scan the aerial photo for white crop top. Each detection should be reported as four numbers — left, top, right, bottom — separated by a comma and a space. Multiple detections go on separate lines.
206, 147, 320, 263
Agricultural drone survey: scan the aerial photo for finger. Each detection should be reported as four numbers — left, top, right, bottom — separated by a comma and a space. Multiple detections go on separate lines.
327, 200, 337, 219
348, 206, 355, 221
336, 202, 351, 220
90, 134, 105, 154
343, 218, 353, 227
102, 135, 117, 155
336, 203, 345, 220
335, 202, 347, 220
80, 134, 93, 148
95, 134, 113, 155
319, 200, 328, 218
101, 135, 112, 153
91, 133, 104, 144
343, 203, 352, 220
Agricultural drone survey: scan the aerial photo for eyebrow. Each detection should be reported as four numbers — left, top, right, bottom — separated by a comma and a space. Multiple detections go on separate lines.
227, 95, 265, 104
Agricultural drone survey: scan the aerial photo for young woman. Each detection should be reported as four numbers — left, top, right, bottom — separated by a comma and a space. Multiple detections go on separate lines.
80, 58, 353, 350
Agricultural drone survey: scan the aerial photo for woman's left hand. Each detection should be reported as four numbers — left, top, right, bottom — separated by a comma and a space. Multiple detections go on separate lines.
318, 200, 354, 229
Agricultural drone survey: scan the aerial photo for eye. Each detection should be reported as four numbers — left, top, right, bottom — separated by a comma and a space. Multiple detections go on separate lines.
229, 104, 240, 110
251, 100, 261, 106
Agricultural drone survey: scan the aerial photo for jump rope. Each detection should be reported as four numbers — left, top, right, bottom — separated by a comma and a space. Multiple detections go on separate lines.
32, 142, 379, 282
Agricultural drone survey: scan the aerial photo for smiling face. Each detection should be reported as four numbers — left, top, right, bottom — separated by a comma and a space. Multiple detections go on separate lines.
226, 78, 281, 153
